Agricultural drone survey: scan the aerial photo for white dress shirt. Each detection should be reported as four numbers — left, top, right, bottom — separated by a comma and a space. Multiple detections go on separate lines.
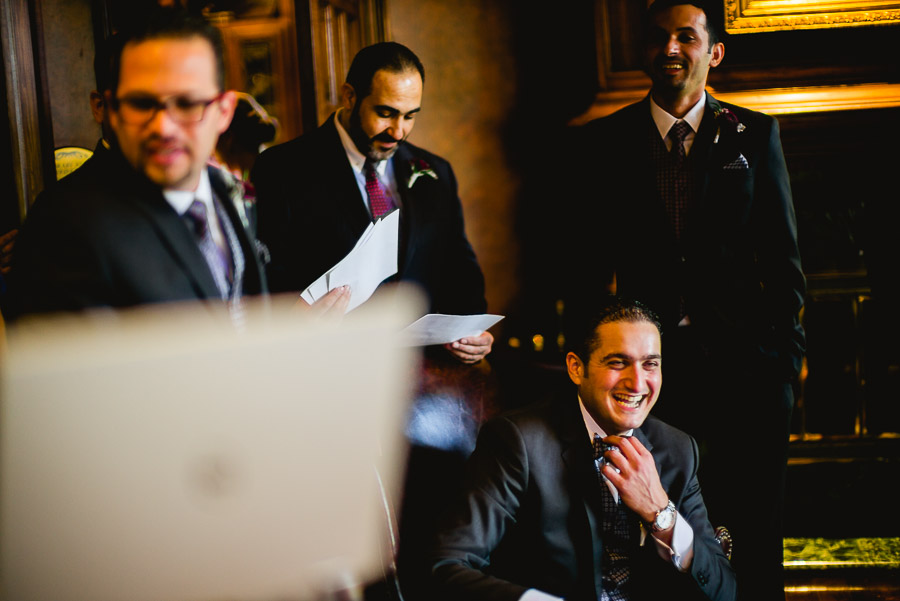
163, 169, 227, 252
649, 91, 706, 155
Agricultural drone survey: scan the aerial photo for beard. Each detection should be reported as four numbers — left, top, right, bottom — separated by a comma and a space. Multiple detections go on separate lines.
348, 103, 401, 162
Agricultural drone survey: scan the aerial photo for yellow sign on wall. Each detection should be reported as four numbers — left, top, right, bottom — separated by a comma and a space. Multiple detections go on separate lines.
54, 147, 94, 180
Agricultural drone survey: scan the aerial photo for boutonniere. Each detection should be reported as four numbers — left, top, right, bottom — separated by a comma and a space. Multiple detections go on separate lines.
407, 158, 438, 188
713, 106, 746, 144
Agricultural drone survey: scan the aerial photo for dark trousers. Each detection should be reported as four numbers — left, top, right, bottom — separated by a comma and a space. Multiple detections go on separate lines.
654, 325, 794, 601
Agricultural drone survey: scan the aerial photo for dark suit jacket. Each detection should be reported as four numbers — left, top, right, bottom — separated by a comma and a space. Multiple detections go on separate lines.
430, 398, 736, 601
250, 114, 486, 315
572, 94, 805, 377
6, 147, 266, 320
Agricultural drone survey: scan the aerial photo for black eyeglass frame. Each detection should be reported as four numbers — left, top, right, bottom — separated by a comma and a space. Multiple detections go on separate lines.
109, 92, 226, 125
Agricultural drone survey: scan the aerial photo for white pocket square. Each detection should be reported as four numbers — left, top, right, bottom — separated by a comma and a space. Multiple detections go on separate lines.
723, 154, 749, 170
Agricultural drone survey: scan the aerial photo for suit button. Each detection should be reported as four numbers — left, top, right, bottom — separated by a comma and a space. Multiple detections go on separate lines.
698, 572, 708, 586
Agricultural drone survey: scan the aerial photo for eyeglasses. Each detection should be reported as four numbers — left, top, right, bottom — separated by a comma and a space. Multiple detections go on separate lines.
112, 93, 224, 125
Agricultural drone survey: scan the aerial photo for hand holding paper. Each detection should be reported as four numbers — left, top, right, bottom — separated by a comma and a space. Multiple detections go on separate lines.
300, 210, 399, 313
445, 330, 494, 364
401, 313, 503, 345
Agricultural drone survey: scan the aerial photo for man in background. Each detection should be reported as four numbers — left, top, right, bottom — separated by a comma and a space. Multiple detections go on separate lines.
568, 2, 805, 598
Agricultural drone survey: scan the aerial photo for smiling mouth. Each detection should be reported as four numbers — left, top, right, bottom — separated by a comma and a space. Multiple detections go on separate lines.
612, 393, 646, 409
661, 62, 684, 72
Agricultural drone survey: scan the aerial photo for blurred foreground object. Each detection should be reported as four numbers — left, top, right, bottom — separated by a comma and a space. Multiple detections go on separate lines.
1, 289, 422, 601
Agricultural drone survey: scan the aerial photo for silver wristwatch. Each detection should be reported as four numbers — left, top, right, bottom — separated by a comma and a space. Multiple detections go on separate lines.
651, 500, 676, 532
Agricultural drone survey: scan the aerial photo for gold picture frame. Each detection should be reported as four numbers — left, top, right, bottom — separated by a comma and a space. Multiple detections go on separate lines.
724, 0, 900, 33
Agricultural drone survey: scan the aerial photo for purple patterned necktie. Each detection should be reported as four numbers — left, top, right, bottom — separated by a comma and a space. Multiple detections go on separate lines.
364, 159, 395, 220
185, 199, 232, 300
594, 433, 632, 601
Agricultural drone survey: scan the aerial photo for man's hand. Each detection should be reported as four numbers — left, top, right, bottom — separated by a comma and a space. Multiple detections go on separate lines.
444, 330, 493, 364
600, 435, 669, 525
294, 285, 351, 319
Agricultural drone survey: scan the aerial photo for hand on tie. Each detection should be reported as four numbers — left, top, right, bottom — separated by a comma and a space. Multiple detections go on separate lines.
599, 435, 670, 527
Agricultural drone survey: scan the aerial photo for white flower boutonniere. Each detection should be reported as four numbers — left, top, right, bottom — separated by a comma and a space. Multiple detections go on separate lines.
713, 106, 746, 144
408, 158, 438, 189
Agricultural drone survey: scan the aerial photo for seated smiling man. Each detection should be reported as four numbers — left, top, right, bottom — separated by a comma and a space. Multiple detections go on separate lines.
429, 297, 735, 601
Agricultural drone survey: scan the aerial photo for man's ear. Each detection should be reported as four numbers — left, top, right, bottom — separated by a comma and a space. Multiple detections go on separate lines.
566, 352, 585, 386
215, 90, 238, 134
339, 83, 356, 112
89, 91, 105, 125
709, 42, 725, 68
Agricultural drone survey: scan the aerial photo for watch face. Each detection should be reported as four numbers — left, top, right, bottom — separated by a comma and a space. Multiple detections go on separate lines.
657, 511, 674, 529
655, 503, 675, 530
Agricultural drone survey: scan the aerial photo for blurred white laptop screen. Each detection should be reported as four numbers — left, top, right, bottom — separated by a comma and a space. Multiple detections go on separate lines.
1, 291, 421, 601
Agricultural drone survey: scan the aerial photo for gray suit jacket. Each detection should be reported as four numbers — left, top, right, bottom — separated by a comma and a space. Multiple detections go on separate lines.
430, 398, 736, 601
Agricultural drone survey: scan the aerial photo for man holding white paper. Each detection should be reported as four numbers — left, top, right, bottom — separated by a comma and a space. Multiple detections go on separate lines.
252, 42, 492, 363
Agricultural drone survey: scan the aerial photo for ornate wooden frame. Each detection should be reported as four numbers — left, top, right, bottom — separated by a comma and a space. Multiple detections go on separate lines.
724, 0, 900, 34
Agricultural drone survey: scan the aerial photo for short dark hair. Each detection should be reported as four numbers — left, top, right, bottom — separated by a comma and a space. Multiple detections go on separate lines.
345, 42, 425, 101
94, 33, 122, 93
568, 296, 662, 362
109, 9, 226, 95
646, 0, 721, 47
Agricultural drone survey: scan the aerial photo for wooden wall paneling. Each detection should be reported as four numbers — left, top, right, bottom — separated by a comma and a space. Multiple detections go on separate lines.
309, 0, 360, 126
2, 0, 51, 220
219, 11, 304, 143
582, 0, 900, 122
303, 0, 388, 128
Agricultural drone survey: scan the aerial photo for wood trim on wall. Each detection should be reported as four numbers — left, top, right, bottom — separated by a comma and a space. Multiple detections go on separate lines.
571, 82, 900, 124
2, 0, 48, 220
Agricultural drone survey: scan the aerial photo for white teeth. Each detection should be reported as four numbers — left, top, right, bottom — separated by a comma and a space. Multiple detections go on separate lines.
613, 394, 643, 407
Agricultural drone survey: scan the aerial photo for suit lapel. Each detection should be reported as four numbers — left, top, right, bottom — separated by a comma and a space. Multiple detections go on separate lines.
693, 94, 721, 207
322, 115, 373, 238
557, 398, 605, 600
391, 145, 415, 273
209, 166, 265, 294
110, 155, 223, 299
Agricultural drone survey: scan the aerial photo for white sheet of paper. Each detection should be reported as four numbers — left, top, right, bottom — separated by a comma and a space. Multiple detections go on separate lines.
304, 273, 329, 303
400, 313, 505, 346
300, 210, 399, 312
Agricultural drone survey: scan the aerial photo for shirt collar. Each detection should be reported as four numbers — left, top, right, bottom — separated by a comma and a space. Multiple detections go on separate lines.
163, 168, 212, 216
334, 108, 389, 177
578, 395, 634, 442
649, 91, 706, 140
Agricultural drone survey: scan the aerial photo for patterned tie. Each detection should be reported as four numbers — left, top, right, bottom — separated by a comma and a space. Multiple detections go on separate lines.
185, 199, 232, 300
664, 120, 692, 239
594, 434, 632, 601
668, 120, 691, 161
364, 159, 395, 220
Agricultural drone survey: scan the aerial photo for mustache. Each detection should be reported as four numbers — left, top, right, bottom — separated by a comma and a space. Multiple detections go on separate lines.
370, 132, 401, 144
